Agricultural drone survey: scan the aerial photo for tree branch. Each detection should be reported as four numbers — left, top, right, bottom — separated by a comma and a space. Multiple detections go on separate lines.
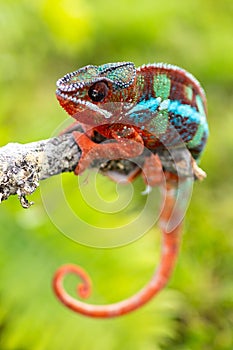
0, 134, 81, 207
0, 133, 140, 207
0, 132, 193, 208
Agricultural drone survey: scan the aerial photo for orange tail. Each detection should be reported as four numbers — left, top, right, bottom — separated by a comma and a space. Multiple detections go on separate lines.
53, 181, 182, 318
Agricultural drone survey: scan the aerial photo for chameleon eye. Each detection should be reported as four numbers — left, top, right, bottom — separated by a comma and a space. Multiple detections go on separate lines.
88, 81, 109, 102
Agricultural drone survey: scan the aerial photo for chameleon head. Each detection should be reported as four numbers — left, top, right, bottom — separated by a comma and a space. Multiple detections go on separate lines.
56, 62, 136, 125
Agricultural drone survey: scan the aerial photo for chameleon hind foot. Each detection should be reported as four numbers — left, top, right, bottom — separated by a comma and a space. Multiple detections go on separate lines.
141, 154, 165, 187
191, 157, 207, 180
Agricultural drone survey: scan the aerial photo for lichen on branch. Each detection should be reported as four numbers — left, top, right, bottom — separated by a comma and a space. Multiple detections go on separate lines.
0, 134, 80, 207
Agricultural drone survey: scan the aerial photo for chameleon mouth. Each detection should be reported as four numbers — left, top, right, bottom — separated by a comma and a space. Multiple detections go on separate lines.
56, 89, 112, 119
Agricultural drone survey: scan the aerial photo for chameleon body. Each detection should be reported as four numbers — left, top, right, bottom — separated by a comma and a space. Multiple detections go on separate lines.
53, 62, 208, 318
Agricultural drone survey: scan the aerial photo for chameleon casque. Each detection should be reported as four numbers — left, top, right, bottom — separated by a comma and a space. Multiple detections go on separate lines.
53, 62, 209, 318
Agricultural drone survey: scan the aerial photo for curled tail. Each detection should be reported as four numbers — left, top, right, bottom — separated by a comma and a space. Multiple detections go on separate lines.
53, 181, 182, 318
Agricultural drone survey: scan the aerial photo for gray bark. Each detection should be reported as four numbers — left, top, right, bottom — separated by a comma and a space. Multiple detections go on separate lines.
0, 134, 81, 207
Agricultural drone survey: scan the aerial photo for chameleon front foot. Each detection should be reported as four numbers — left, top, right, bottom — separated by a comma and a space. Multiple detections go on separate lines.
73, 131, 144, 175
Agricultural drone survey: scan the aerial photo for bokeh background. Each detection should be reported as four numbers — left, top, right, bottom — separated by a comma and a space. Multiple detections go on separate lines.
0, 0, 233, 349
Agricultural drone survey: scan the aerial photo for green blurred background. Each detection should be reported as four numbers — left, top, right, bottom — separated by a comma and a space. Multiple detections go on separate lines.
0, 0, 233, 349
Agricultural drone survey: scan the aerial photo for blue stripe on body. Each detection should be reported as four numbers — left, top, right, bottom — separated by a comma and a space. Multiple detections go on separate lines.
168, 100, 206, 125
125, 98, 209, 153
127, 98, 161, 114
126, 97, 208, 133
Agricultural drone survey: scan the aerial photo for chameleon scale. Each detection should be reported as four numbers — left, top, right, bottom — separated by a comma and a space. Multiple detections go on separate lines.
53, 62, 208, 318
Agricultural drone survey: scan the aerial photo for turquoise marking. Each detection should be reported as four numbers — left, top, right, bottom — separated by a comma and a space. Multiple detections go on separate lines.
196, 94, 206, 116
98, 62, 136, 88
185, 86, 193, 101
127, 98, 161, 115
168, 99, 208, 148
151, 74, 171, 133
126, 98, 168, 133
168, 100, 205, 124
70, 67, 98, 83
188, 123, 206, 148
126, 96, 208, 143
152, 110, 169, 134
128, 98, 207, 125
153, 74, 171, 99
159, 99, 170, 110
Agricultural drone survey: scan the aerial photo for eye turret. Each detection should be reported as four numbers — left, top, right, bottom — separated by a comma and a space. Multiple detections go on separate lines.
88, 81, 109, 102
